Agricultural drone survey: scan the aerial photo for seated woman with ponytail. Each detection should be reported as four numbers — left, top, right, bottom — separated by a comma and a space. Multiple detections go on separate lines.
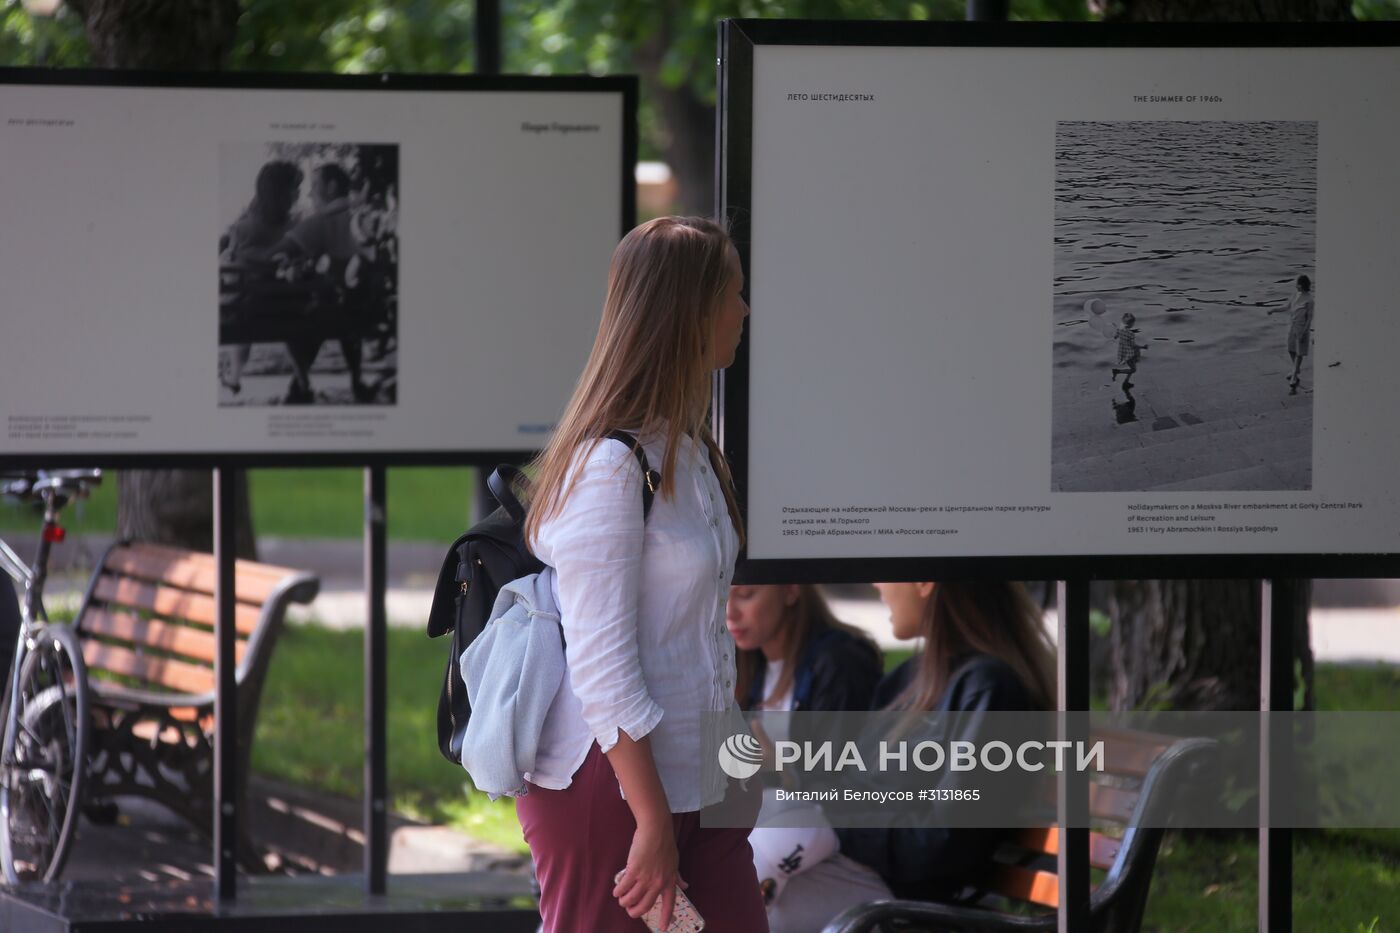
763, 581, 1056, 933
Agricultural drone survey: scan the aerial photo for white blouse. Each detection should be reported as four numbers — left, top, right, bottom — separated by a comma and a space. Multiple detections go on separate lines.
528, 430, 742, 813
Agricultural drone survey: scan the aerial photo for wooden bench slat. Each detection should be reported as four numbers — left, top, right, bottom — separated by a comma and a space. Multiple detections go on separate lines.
991, 864, 1060, 908
1093, 728, 1178, 779
102, 543, 293, 604
82, 609, 247, 666
92, 575, 262, 636
1089, 782, 1139, 824
1014, 827, 1122, 871
83, 640, 216, 696
1098, 740, 1163, 779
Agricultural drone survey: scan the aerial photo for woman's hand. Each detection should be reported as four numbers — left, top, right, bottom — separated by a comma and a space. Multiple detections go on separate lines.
604, 731, 685, 925
614, 816, 687, 925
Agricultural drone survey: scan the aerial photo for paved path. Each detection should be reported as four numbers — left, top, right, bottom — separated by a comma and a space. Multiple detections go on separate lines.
292, 584, 1400, 663
63, 773, 532, 888
1053, 349, 1314, 492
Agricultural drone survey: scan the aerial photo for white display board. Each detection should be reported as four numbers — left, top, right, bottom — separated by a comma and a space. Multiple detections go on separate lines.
0, 72, 632, 463
721, 22, 1400, 576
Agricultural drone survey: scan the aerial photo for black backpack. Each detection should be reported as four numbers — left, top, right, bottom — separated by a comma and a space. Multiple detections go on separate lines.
427, 431, 659, 766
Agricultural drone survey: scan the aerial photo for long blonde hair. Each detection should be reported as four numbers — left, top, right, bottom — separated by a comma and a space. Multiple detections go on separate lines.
888, 582, 1055, 732
524, 216, 745, 548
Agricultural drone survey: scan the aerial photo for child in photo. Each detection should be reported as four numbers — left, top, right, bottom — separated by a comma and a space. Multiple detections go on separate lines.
1111, 312, 1148, 386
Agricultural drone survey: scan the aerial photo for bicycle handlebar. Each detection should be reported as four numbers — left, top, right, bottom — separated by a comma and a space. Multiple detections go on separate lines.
0, 469, 102, 505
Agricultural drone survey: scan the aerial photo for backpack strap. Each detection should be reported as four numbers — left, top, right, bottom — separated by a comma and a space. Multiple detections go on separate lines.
603, 429, 659, 520
486, 464, 531, 525
485, 432, 659, 529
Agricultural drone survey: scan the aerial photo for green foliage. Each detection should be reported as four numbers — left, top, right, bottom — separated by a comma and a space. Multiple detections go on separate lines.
1355, 0, 1400, 18
0, 1, 88, 66
0, 0, 480, 73
504, 1, 966, 104
1, 467, 475, 543
16, 0, 1391, 197
232, 0, 476, 73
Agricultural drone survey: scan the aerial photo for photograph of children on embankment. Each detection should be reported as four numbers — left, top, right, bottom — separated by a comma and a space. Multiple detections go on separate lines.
1052, 120, 1318, 493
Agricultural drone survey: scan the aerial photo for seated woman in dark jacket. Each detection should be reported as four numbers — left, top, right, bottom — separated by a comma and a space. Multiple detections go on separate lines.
727, 584, 883, 918
730, 583, 883, 720
765, 581, 1055, 933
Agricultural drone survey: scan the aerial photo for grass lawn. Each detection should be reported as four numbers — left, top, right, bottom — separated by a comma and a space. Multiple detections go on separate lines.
254, 627, 1400, 927
252, 620, 527, 854
0, 467, 481, 543
1138, 661, 1400, 930
0, 481, 117, 536
1138, 829, 1399, 932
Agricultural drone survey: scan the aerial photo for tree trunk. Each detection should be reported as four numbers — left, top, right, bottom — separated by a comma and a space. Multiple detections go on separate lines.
655, 82, 716, 217
65, 0, 241, 70
1101, 0, 1341, 713
634, 4, 716, 217
116, 471, 256, 558
1108, 580, 1261, 711
68, 0, 257, 560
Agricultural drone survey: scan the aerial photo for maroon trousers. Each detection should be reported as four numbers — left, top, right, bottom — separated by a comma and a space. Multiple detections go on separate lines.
517, 742, 769, 933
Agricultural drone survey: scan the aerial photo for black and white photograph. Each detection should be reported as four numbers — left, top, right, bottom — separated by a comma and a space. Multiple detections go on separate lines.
218, 141, 399, 407
1052, 121, 1318, 492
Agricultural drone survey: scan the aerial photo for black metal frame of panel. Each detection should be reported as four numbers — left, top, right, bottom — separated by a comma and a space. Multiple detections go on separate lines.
0, 64, 637, 470
716, 18, 1400, 933
0, 40, 635, 930
716, 17, 1400, 585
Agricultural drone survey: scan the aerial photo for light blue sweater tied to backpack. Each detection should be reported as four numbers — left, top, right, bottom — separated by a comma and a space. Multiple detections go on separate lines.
458, 569, 565, 800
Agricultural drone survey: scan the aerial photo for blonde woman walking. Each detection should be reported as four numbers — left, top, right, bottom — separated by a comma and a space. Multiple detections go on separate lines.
517, 217, 765, 932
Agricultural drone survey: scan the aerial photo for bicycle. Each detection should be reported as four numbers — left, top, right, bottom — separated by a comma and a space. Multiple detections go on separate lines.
0, 469, 100, 884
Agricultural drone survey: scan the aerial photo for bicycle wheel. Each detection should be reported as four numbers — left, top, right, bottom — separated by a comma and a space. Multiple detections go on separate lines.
0, 623, 89, 884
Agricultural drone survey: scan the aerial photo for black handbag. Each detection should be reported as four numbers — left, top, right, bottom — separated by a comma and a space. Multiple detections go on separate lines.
427, 431, 659, 765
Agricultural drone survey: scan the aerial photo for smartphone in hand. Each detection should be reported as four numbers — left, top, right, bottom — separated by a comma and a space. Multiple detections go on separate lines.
614, 870, 705, 933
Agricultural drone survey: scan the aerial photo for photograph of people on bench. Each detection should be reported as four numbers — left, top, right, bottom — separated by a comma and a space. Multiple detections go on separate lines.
218, 140, 399, 407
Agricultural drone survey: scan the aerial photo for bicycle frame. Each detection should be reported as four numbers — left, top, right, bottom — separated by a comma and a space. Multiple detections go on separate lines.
0, 489, 61, 794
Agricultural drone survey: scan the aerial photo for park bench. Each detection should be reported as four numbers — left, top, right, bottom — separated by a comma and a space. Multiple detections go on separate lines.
219, 263, 394, 346
823, 729, 1216, 933
72, 541, 319, 870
